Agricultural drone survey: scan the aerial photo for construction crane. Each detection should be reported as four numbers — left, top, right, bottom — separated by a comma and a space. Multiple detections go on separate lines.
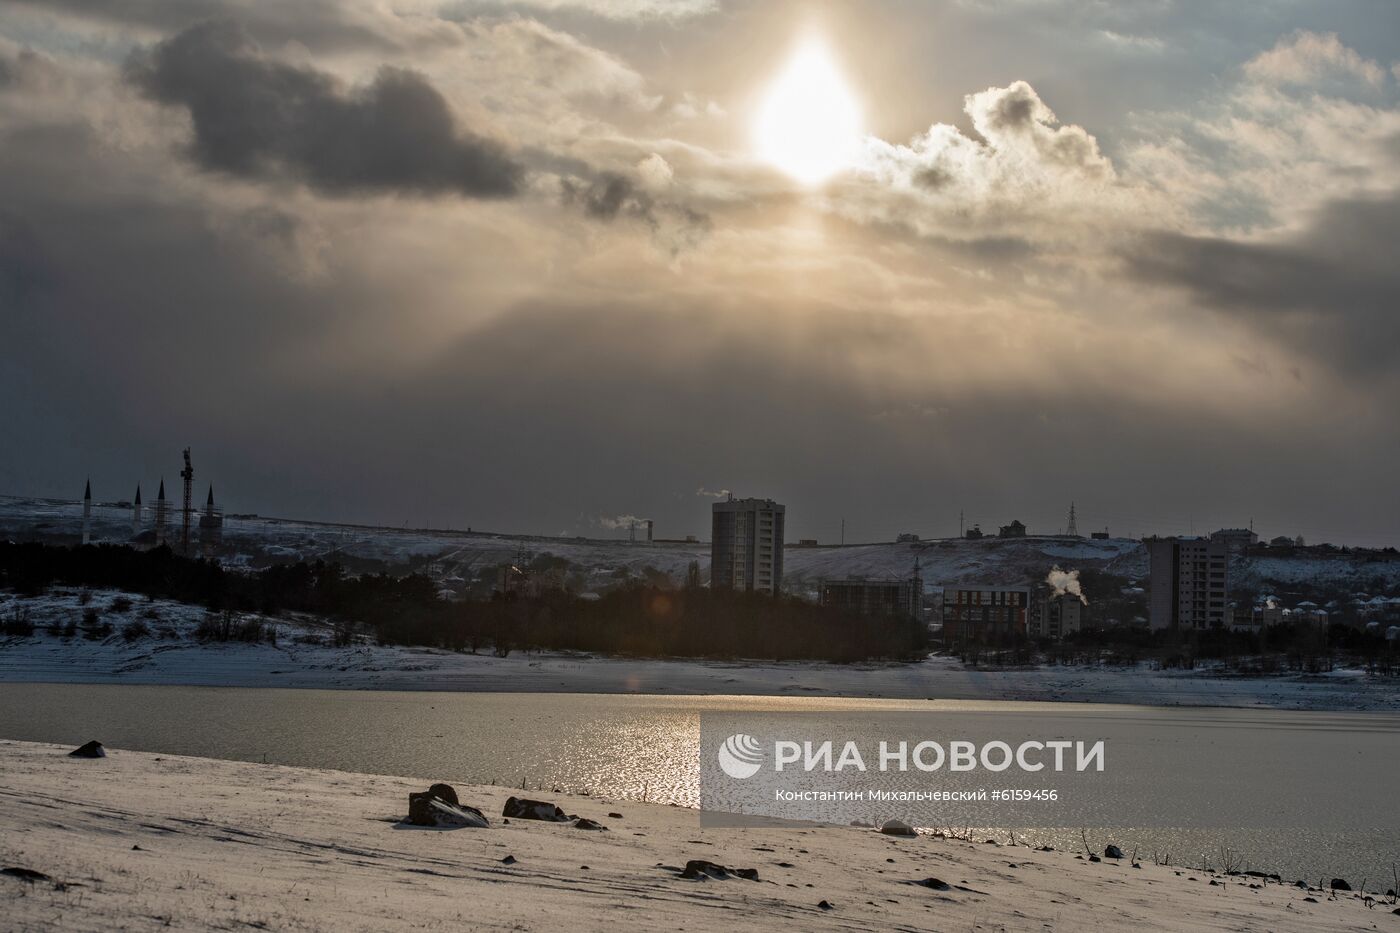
180, 448, 194, 556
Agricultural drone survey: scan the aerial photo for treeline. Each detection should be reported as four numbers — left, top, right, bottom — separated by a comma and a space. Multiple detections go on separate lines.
0, 542, 926, 663
469, 587, 927, 662
949, 623, 1398, 674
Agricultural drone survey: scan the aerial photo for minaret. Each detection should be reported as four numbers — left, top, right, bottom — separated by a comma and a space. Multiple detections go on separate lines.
132, 484, 143, 537
154, 479, 168, 547
81, 479, 92, 546
200, 484, 223, 557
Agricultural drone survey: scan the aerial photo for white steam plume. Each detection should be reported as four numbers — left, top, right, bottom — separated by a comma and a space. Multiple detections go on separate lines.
1046, 566, 1088, 604
598, 514, 649, 530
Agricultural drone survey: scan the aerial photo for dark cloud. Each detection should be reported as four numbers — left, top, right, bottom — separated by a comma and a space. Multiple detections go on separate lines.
0, 48, 47, 89
935, 235, 1037, 262
1125, 196, 1400, 375
979, 80, 1041, 131
125, 21, 523, 198
5, 0, 441, 53
914, 166, 955, 191
567, 171, 641, 220
561, 171, 710, 253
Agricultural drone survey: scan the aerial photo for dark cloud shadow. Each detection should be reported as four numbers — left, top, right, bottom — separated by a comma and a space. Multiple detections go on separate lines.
125, 21, 523, 198
1123, 195, 1400, 377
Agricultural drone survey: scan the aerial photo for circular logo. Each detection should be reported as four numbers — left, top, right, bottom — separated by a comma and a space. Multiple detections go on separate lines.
717, 733, 764, 779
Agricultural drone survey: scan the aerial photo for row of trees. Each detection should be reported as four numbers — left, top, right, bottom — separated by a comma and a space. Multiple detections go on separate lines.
948, 623, 1398, 674
459, 587, 927, 662
0, 542, 927, 663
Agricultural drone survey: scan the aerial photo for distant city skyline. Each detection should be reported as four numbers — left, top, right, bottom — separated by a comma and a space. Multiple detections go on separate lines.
7, 479, 1384, 552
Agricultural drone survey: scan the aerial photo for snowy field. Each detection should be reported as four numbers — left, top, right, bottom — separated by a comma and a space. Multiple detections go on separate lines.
2, 588, 1397, 710
1, 740, 1386, 932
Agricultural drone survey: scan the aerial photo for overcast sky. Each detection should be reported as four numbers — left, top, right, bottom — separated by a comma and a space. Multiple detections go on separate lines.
2, 0, 1398, 546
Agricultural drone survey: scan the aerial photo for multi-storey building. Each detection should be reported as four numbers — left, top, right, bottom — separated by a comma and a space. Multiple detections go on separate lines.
1209, 527, 1258, 558
1029, 591, 1083, 639
941, 585, 1031, 643
710, 497, 785, 594
1146, 536, 1229, 630
820, 579, 921, 621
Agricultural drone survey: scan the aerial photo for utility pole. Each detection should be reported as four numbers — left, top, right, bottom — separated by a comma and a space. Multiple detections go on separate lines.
840, 518, 845, 546
959, 509, 964, 538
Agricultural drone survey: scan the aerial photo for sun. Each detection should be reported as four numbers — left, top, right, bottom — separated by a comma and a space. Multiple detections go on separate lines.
752, 37, 862, 186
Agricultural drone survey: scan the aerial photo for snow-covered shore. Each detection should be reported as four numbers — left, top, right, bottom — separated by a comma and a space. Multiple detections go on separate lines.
4, 637, 1398, 710
2, 588, 1397, 710
0, 740, 1384, 932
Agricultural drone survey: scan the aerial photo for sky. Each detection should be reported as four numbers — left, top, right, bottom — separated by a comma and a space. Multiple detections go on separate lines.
1, 0, 1398, 547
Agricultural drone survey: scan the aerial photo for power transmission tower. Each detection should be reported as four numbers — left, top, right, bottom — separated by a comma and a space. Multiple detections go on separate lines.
1067, 502, 1078, 537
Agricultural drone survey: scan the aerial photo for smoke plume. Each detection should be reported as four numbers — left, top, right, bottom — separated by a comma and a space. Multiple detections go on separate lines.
1046, 566, 1087, 604
598, 513, 648, 530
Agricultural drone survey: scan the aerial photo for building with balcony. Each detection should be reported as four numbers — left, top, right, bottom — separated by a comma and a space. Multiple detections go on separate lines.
710, 497, 785, 594
1146, 536, 1229, 630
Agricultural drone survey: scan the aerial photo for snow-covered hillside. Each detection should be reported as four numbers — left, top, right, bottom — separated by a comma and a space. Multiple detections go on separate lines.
0, 495, 1145, 594
3, 495, 1397, 597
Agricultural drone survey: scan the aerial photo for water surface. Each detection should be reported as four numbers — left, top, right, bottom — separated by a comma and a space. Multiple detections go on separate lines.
1, 683, 1394, 887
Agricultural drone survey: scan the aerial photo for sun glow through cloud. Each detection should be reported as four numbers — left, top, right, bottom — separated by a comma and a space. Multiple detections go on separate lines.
753, 36, 863, 185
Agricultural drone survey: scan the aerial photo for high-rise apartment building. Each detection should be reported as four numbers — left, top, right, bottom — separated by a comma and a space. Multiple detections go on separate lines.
710, 497, 785, 594
1029, 591, 1083, 640
1146, 536, 1229, 630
